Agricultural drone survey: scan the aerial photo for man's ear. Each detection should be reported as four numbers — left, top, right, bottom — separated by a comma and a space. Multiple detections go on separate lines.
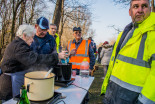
22, 34, 26, 40
129, 9, 131, 16
35, 24, 38, 29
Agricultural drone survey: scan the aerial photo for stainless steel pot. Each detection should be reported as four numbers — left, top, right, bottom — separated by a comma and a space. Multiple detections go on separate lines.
24, 71, 55, 101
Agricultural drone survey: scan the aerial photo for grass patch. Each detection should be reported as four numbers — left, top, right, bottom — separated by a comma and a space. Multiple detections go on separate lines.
88, 65, 104, 104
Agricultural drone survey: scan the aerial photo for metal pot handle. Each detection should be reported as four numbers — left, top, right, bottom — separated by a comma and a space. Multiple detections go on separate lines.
27, 82, 33, 92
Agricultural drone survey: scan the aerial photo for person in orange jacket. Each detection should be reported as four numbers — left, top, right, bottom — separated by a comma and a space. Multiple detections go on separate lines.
66, 27, 95, 75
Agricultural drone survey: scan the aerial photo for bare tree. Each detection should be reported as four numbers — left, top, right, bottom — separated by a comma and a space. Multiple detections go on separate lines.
112, 0, 155, 12
19, 0, 26, 25
0, 0, 93, 60
61, 5, 93, 48
58, 0, 65, 46
10, 0, 24, 41
112, 0, 130, 6
151, 0, 155, 12
52, 0, 64, 29
0, 0, 53, 60
108, 25, 122, 35
50, 0, 93, 48
0, 0, 12, 51
26, 0, 37, 23
88, 29, 96, 39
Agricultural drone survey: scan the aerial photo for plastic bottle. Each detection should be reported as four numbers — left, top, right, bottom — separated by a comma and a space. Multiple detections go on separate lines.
80, 58, 89, 77
18, 85, 30, 104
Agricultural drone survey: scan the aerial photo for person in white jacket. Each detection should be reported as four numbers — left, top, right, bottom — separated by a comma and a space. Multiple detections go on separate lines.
100, 41, 113, 78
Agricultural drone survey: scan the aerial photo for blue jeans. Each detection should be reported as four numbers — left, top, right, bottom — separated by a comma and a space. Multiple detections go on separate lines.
10, 70, 28, 97
0, 68, 2, 75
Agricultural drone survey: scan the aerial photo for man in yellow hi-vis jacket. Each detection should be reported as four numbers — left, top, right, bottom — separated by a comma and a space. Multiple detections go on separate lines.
101, 0, 155, 104
48, 24, 60, 53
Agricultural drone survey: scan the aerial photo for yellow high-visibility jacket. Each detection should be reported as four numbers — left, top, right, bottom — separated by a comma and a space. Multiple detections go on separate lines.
49, 32, 60, 53
101, 12, 155, 103
55, 33, 60, 53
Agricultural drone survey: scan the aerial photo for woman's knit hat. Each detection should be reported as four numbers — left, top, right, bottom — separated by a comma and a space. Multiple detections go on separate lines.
103, 41, 109, 45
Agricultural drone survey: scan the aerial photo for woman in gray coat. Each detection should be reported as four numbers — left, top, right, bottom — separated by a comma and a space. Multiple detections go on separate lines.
100, 41, 113, 78
0, 24, 68, 100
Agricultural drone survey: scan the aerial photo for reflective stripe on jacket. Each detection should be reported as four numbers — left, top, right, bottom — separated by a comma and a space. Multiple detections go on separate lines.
101, 12, 155, 103
68, 40, 91, 69
55, 33, 60, 53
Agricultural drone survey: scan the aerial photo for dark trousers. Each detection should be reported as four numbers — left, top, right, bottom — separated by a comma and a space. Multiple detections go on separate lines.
0, 74, 12, 100
103, 81, 142, 104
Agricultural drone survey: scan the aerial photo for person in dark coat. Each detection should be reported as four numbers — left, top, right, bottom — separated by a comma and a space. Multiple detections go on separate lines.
0, 24, 68, 100
97, 46, 102, 63
30, 17, 57, 54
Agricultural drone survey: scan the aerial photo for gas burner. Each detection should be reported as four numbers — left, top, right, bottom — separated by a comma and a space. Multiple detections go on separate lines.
55, 78, 75, 87
14, 92, 61, 104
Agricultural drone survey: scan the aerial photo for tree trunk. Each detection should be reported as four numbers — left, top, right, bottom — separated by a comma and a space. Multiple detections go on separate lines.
52, 0, 63, 30
1, 25, 5, 49
28, 0, 37, 23
10, 0, 24, 42
59, 0, 64, 47
0, 25, 5, 62
19, 0, 26, 25
0, 8, 7, 54
152, 0, 155, 12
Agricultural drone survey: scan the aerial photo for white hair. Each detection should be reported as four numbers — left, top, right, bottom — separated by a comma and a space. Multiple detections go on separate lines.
16, 24, 36, 38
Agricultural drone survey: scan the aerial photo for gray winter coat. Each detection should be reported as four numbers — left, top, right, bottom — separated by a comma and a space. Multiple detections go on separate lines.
100, 46, 113, 65
0, 36, 58, 100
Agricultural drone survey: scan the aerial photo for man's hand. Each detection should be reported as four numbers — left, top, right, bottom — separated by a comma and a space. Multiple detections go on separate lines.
58, 51, 69, 59
69, 48, 76, 56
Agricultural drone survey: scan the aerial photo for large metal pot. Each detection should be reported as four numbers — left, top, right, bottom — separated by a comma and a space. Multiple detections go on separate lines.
24, 71, 55, 101
53, 63, 72, 82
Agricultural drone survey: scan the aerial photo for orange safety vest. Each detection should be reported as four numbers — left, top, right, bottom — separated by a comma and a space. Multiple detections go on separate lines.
67, 39, 91, 69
